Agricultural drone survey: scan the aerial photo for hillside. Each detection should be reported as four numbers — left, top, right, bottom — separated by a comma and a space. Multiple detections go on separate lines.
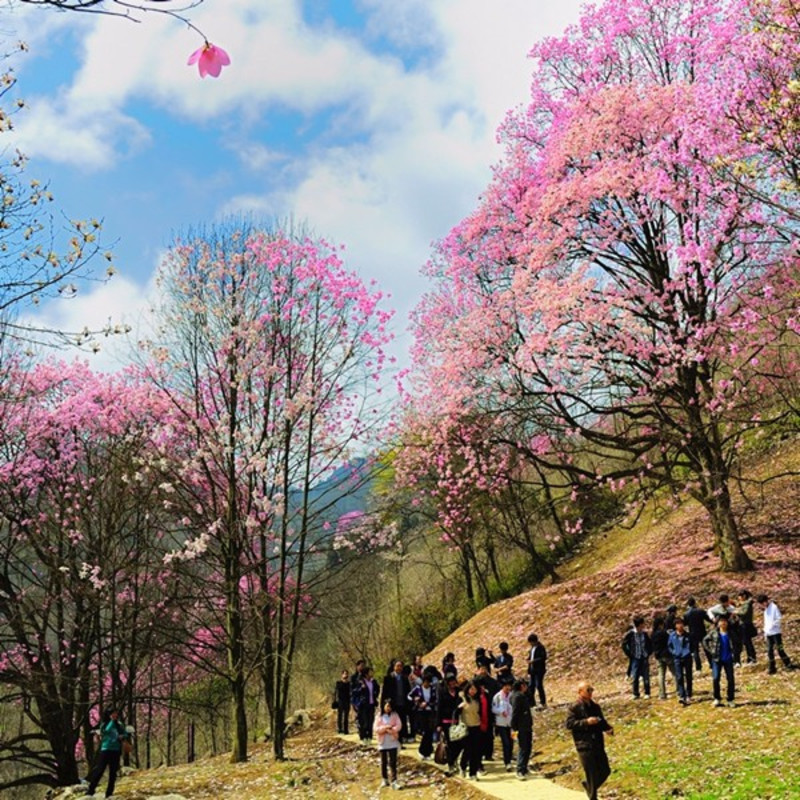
425, 440, 800, 799
50, 441, 799, 800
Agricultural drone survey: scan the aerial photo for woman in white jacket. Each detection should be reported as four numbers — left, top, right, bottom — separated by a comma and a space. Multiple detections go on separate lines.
374, 699, 403, 789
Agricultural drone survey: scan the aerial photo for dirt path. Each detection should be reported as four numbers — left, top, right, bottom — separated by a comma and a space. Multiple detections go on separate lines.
339, 734, 585, 799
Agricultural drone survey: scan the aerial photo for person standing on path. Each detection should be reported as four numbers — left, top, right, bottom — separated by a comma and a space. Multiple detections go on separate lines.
510, 678, 533, 781
566, 681, 614, 800
381, 660, 412, 742
758, 593, 793, 673
374, 699, 402, 790
85, 708, 129, 798
491, 679, 515, 771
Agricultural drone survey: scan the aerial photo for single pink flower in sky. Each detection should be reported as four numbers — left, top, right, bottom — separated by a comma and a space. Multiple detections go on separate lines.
187, 42, 231, 79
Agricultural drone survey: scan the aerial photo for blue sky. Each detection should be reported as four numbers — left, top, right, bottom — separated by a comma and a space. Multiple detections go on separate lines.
3, 0, 584, 370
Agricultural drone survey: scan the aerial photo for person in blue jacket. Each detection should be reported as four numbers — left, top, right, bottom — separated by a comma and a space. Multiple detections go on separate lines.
85, 708, 129, 798
668, 617, 693, 705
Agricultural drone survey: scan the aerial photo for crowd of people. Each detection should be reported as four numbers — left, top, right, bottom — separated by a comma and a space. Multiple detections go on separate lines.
622, 591, 793, 708
332, 588, 792, 797
333, 637, 547, 788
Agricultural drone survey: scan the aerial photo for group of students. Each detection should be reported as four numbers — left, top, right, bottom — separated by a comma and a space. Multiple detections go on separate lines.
333, 636, 549, 788
622, 590, 793, 708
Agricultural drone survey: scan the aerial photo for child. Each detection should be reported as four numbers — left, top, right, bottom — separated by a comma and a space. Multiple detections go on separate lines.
374, 699, 402, 789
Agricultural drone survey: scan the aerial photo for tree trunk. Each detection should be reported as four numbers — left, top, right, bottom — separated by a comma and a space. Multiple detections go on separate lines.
703, 486, 753, 571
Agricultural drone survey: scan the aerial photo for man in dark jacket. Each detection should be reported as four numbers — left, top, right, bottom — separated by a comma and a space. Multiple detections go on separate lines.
527, 633, 548, 708
510, 678, 533, 780
381, 660, 412, 741
566, 681, 614, 800
684, 597, 708, 671
621, 616, 652, 699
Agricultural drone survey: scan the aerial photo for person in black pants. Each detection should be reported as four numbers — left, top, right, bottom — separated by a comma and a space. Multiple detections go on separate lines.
436, 673, 462, 775
85, 708, 129, 798
527, 633, 548, 708
381, 660, 412, 742
566, 681, 614, 800
334, 669, 351, 733
510, 678, 533, 780
408, 673, 438, 759
684, 597, 708, 671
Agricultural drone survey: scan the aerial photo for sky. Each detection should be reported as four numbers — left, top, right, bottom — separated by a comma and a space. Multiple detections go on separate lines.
3, 0, 585, 370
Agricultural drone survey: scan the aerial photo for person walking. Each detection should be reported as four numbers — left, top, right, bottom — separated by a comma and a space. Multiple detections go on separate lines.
758, 594, 793, 674
491, 680, 515, 772
381, 660, 412, 743
436, 673, 462, 776
457, 680, 484, 780
374, 699, 402, 790
408, 673, 437, 760
85, 708, 129, 798
510, 678, 533, 781
566, 681, 614, 800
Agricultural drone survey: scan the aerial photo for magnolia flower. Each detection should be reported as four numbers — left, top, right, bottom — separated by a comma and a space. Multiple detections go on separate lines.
187, 42, 230, 79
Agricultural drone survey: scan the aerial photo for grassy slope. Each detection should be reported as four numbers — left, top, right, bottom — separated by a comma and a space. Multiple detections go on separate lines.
426, 440, 800, 799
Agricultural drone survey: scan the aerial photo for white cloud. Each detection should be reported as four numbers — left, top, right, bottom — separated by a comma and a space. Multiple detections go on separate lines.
10, 0, 586, 369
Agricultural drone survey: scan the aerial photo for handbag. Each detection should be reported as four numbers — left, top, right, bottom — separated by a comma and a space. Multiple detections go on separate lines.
448, 721, 468, 741
434, 738, 448, 764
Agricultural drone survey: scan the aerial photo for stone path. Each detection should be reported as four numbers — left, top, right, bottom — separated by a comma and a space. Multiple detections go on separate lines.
339, 733, 585, 799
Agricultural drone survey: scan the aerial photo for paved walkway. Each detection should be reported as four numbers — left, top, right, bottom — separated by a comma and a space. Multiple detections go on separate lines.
339, 733, 585, 799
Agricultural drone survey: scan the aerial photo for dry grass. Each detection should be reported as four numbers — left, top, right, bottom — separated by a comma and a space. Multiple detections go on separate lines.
110, 722, 486, 800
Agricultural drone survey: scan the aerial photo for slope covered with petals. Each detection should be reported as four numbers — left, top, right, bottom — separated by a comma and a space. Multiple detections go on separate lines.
426, 439, 800, 798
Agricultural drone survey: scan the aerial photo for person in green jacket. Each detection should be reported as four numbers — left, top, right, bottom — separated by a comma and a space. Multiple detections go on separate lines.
85, 708, 129, 798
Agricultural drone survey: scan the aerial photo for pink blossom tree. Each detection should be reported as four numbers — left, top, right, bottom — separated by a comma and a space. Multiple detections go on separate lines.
410, 0, 800, 572
145, 220, 392, 761
0, 360, 180, 790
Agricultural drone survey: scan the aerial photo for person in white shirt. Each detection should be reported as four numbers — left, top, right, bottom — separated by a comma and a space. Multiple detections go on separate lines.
757, 594, 793, 674
491, 681, 515, 771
